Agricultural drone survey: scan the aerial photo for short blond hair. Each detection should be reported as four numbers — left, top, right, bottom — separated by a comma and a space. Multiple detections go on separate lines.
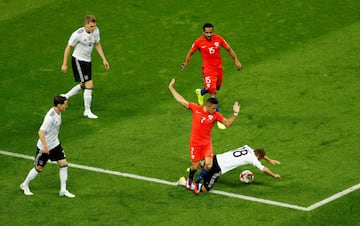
84, 15, 96, 24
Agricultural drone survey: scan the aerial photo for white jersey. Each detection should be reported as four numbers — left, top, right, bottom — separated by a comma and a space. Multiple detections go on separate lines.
36, 108, 61, 150
68, 27, 100, 62
216, 145, 265, 174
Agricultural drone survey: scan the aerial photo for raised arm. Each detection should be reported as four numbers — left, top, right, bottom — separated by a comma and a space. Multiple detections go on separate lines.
221, 101, 240, 127
168, 78, 189, 108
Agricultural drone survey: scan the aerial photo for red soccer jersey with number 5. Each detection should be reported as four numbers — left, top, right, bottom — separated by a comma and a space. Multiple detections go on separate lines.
191, 34, 230, 70
188, 103, 224, 144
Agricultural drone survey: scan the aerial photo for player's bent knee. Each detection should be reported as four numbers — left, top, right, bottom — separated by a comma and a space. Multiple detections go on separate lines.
205, 164, 213, 171
58, 159, 68, 167
35, 165, 44, 172
202, 186, 209, 193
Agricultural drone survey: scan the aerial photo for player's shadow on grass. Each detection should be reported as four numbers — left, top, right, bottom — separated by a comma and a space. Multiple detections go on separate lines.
217, 176, 266, 190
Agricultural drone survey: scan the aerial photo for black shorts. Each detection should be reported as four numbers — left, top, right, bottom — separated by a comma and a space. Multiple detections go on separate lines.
72, 56, 92, 83
34, 144, 66, 167
203, 155, 222, 191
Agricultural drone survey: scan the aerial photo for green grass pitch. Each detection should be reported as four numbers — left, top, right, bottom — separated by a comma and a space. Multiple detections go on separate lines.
0, 0, 359, 225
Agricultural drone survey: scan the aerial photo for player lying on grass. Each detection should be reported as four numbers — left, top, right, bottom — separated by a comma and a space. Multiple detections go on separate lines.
177, 145, 281, 193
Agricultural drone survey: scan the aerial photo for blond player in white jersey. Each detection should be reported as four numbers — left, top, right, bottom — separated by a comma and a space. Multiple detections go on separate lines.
61, 15, 110, 119
20, 96, 75, 198
178, 145, 281, 193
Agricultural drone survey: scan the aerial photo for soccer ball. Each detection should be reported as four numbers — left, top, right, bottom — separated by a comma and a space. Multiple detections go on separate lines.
239, 170, 254, 184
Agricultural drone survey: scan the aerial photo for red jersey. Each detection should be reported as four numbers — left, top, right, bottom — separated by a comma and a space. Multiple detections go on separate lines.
188, 103, 224, 144
191, 34, 230, 70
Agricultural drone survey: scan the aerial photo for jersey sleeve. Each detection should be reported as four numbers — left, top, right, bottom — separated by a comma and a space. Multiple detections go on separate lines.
190, 38, 200, 52
214, 34, 229, 49
39, 115, 52, 133
252, 156, 265, 171
222, 39, 230, 49
94, 27, 100, 43
68, 29, 80, 46
216, 112, 225, 122
188, 102, 196, 111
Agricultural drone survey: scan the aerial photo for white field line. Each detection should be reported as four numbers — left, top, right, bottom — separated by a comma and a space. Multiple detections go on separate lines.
306, 183, 360, 211
2, 150, 359, 211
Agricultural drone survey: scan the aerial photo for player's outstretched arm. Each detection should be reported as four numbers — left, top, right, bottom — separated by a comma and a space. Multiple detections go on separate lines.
263, 167, 281, 180
221, 101, 240, 127
168, 78, 189, 108
264, 156, 281, 165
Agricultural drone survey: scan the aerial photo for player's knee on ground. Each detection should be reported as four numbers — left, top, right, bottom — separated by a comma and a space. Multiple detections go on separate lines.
202, 186, 209, 193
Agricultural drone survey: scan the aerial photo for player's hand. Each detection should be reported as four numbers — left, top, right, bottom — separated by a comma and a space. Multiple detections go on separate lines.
181, 62, 187, 71
270, 159, 281, 165
42, 147, 49, 155
273, 174, 281, 180
233, 101, 240, 114
236, 61, 243, 71
61, 64, 68, 73
103, 60, 110, 70
169, 78, 176, 88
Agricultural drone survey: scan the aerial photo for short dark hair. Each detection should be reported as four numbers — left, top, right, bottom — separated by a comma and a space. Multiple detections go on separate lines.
206, 97, 218, 105
254, 148, 266, 159
54, 96, 67, 106
203, 23, 214, 31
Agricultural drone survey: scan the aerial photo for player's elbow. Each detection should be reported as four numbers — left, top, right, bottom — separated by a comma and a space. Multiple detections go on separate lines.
221, 120, 232, 128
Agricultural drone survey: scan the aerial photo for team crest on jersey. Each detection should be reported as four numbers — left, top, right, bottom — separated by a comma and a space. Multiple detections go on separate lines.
208, 115, 214, 121
214, 42, 219, 47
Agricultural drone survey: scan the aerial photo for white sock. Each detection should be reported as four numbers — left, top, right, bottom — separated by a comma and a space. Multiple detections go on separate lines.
83, 89, 93, 113
23, 167, 39, 186
64, 84, 82, 99
59, 166, 68, 192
